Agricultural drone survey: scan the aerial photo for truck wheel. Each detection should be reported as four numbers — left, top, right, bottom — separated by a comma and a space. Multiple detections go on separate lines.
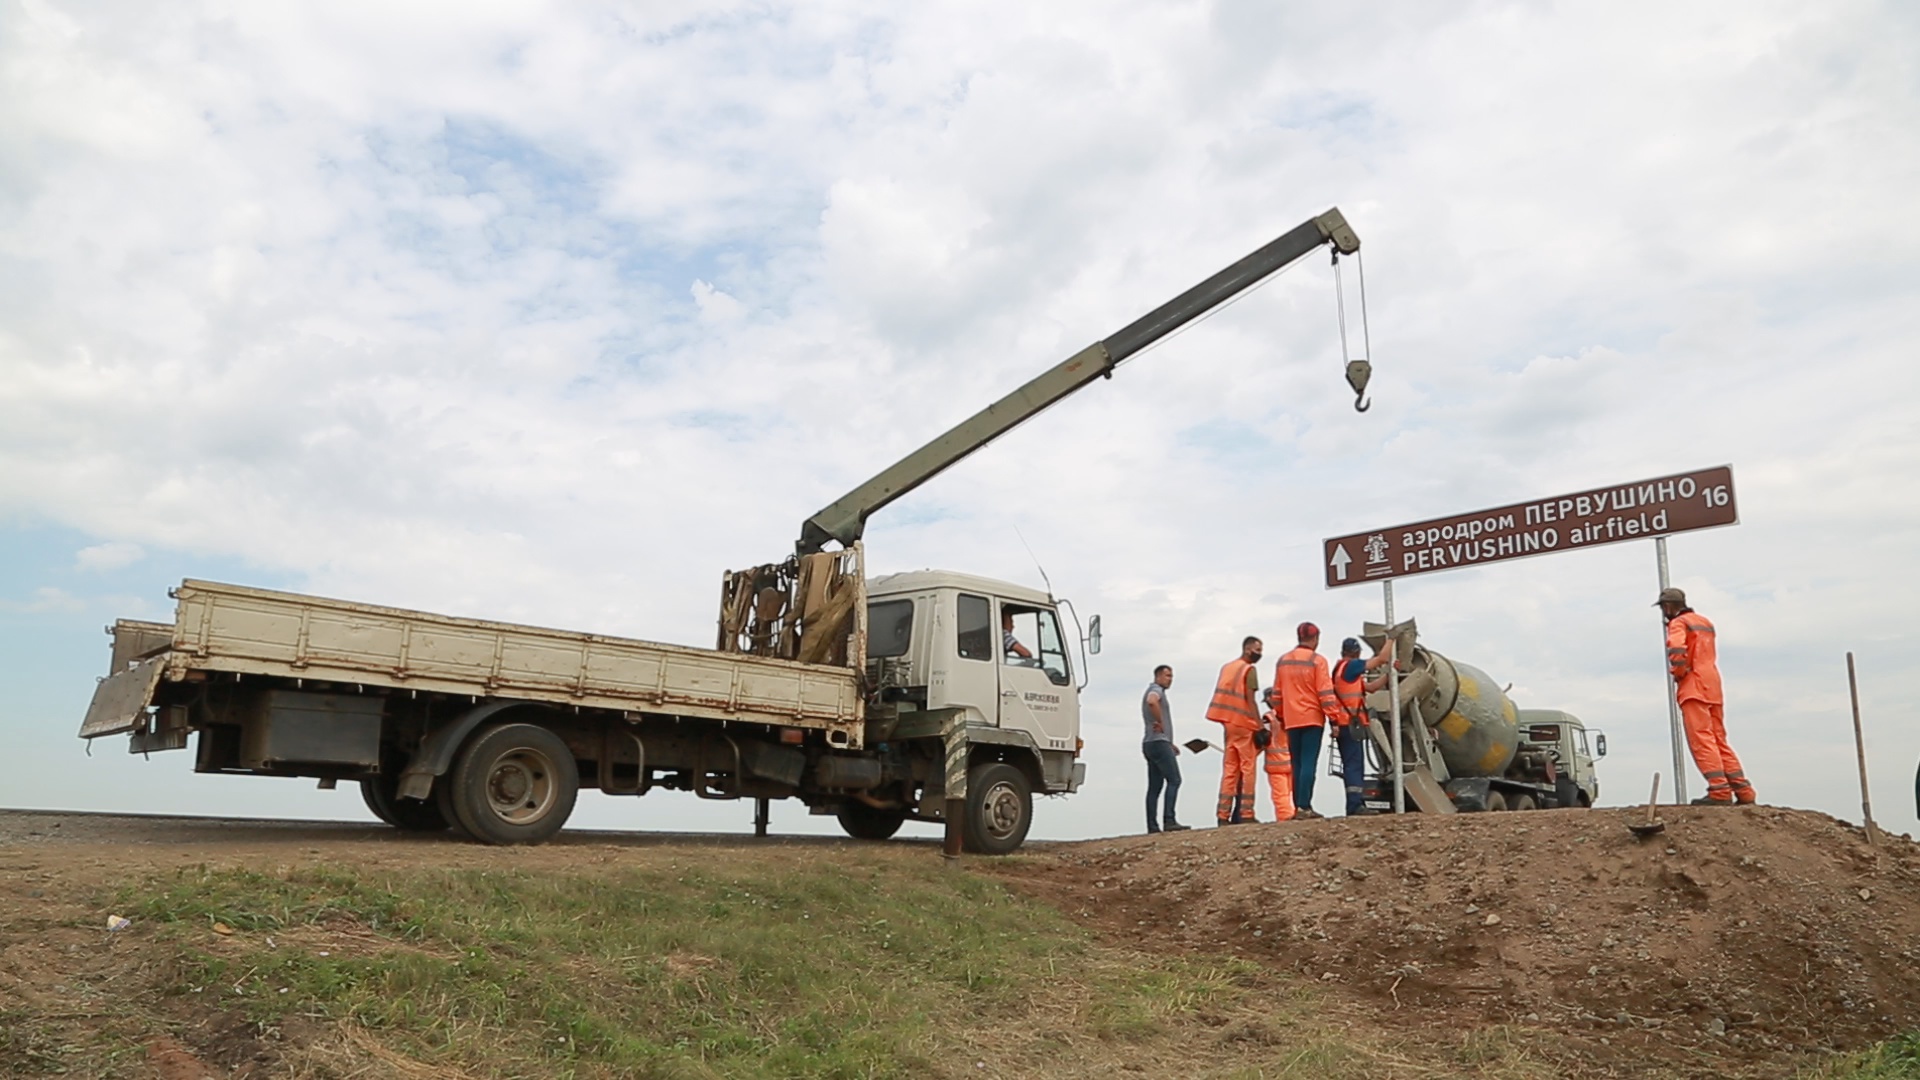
837, 802, 906, 841
361, 778, 399, 826
963, 762, 1031, 855
1483, 791, 1509, 812
1554, 777, 1581, 809
360, 777, 451, 832
1509, 793, 1537, 812
444, 723, 580, 845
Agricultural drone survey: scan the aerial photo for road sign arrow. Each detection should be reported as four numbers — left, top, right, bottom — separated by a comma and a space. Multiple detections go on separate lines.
1329, 544, 1352, 581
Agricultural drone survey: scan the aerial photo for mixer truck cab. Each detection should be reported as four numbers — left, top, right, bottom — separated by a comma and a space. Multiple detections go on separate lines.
1515, 709, 1604, 809
863, 571, 1088, 797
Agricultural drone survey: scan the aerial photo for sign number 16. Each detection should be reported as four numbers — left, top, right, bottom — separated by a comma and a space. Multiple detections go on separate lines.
1704, 484, 1731, 507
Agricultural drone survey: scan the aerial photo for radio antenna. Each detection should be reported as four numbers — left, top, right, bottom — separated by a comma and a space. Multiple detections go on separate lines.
1012, 524, 1053, 598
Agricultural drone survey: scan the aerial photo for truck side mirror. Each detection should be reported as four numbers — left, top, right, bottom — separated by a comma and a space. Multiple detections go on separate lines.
1087, 615, 1102, 655
1594, 733, 1607, 758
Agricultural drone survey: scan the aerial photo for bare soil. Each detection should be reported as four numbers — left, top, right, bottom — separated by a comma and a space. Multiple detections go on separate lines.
4, 807, 1918, 1078
989, 804, 1920, 1077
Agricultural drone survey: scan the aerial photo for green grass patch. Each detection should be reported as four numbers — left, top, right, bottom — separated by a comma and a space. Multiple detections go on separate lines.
1808, 1033, 1920, 1079
112, 853, 1105, 1078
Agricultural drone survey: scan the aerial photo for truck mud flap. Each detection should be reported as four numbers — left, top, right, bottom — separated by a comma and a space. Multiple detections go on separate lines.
1402, 767, 1458, 814
78, 656, 166, 739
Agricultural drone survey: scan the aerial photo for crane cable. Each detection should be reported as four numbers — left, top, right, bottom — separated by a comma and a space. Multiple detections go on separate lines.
1333, 248, 1374, 412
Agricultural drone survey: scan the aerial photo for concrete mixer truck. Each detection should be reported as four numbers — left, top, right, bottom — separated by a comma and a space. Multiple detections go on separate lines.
1355, 620, 1604, 813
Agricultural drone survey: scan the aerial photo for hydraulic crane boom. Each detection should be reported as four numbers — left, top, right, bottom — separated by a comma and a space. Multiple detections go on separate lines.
796, 208, 1363, 555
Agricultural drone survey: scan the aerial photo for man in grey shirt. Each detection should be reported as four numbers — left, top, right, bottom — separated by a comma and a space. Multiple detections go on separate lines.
1143, 665, 1189, 833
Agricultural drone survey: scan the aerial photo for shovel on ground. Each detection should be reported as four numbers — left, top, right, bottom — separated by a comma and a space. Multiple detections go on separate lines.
1628, 774, 1666, 839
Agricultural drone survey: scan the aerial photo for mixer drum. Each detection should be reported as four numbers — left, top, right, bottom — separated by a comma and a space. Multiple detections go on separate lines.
1419, 655, 1521, 778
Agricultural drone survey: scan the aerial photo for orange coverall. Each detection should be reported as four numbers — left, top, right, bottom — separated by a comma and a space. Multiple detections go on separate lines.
1260, 709, 1296, 821
1667, 610, 1754, 804
1205, 658, 1262, 823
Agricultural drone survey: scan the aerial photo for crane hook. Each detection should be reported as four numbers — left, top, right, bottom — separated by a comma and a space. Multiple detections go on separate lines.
1346, 359, 1372, 413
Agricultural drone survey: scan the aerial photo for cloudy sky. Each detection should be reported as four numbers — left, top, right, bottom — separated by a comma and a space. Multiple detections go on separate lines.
5, 0, 1917, 841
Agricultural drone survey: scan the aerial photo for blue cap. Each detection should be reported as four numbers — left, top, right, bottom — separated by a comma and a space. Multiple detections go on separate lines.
1341, 637, 1362, 655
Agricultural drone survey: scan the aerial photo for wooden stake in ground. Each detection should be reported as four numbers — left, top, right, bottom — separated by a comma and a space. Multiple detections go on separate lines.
1629, 773, 1665, 839
1847, 651, 1880, 846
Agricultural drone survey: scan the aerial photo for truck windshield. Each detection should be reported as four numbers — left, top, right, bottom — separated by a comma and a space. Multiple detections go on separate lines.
868, 600, 913, 659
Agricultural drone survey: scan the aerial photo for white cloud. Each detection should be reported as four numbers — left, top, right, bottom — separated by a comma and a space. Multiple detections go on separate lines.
3, 0, 1918, 835
0, 586, 83, 614
73, 541, 143, 572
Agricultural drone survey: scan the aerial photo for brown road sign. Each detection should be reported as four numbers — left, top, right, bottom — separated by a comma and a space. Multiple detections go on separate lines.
1324, 465, 1737, 589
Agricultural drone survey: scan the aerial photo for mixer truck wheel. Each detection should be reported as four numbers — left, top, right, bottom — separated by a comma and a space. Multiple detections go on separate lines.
1509, 793, 1537, 813
443, 723, 580, 845
963, 762, 1032, 854
1483, 791, 1509, 812
837, 802, 906, 841
360, 776, 451, 832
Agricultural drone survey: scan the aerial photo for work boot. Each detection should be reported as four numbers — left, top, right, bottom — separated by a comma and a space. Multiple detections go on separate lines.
1296, 808, 1323, 820
1147, 824, 1161, 834
1165, 821, 1192, 832
1690, 795, 1735, 806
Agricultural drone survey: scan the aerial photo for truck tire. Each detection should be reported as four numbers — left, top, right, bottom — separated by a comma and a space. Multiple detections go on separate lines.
443, 722, 580, 845
963, 762, 1032, 855
837, 803, 906, 841
360, 777, 451, 832
1509, 793, 1537, 812
1483, 791, 1509, 812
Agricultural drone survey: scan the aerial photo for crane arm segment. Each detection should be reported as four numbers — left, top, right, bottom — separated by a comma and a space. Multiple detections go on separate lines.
796, 208, 1360, 555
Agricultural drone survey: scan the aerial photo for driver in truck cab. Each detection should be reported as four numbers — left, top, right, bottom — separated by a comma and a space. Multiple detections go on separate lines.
1002, 610, 1033, 660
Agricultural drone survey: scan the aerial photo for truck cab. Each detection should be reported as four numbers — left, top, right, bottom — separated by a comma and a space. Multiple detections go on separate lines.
1515, 708, 1604, 808
863, 571, 1086, 803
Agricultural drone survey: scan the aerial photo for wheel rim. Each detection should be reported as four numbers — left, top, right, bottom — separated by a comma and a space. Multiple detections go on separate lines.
979, 780, 1025, 840
484, 747, 558, 825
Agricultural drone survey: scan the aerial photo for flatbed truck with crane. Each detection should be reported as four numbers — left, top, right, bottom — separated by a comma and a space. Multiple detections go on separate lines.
78, 210, 1366, 852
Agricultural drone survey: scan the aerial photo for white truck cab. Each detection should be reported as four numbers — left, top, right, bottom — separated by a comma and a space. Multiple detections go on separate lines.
864, 571, 1087, 812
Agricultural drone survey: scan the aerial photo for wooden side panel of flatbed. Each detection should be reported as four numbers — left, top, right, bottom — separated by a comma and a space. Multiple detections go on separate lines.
164, 580, 863, 746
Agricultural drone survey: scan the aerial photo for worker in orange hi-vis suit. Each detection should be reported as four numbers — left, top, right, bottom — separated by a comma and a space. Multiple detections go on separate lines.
1205, 636, 1266, 826
1657, 587, 1755, 806
1273, 622, 1346, 819
1258, 698, 1296, 822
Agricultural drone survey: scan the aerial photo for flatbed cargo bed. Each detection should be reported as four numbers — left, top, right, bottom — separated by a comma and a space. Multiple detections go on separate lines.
82, 580, 864, 747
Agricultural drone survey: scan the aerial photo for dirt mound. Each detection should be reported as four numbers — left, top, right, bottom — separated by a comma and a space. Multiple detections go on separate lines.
996, 805, 1920, 1077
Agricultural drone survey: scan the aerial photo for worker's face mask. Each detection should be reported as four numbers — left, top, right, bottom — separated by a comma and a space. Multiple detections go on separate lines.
1249, 650, 1263, 664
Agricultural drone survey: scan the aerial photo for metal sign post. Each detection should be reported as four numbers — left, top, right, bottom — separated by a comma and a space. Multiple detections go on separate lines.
1385, 580, 1404, 813
1656, 537, 1689, 805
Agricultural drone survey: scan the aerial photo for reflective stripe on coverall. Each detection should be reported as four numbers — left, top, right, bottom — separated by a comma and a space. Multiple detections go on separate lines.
1263, 723, 1295, 822
1273, 647, 1342, 730
1667, 610, 1754, 803
1207, 659, 1262, 822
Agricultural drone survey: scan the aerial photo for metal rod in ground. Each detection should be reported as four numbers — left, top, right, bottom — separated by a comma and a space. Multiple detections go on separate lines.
1656, 537, 1689, 804
1847, 651, 1879, 846
1386, 579, 1403, 814
753, 796, 770, 838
